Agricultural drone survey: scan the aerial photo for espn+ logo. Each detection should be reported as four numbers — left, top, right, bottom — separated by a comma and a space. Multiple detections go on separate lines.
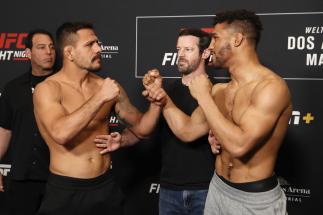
289, 111, 314, 125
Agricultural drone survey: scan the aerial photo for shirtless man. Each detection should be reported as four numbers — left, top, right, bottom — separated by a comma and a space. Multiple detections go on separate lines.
33, 22, 164, 215
146, 10, 291, 215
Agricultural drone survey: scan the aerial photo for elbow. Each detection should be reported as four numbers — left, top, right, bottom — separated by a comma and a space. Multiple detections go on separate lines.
127, 127, 150, 140
175, 131, 197, 143
227, 138, 254, 159
230, 147, 246, 159
53, 136, 69, 145
135, 132, 149, 140
135, 126, 152, 139
50, 130, 71, 145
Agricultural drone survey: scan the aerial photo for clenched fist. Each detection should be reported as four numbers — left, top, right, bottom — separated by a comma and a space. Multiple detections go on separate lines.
100, 77, 120, 102
142, 69, 167, 106
143, 69, 162, 88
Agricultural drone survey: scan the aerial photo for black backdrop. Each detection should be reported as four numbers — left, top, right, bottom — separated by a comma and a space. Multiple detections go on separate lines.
1, 0, 322, 214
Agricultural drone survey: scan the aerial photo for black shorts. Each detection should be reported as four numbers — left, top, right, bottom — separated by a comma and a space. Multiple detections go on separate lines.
37, 171, 124, 215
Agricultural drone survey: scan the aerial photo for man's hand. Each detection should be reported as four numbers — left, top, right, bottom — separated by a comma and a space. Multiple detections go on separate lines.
143, 69, 162, 88
0, 174, 4, 192
142, 87, 167, 106
100, 78, 120, 102
142, 69, 167, 106
94, 132, 122, 154
208, 130, 221, 154
188, 74, 212, 101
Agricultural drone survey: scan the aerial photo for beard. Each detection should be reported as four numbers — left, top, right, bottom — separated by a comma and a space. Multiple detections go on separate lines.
177, 57, 200, 75
76, 54, 102, 72
211, 43, 231, 69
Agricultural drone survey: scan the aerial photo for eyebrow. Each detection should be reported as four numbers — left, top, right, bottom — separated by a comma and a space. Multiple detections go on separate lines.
84, 39, 99, 46
35, 43, 54, 46
176, 46, 196, 49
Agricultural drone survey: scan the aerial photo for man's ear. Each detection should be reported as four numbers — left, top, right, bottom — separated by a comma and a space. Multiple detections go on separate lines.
233, 32, 244, 47
25, 48, 31, 59
64, 46, 74, 61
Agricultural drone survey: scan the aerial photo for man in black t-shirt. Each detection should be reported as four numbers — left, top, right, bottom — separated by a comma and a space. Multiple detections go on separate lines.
0, 29, 56, 215
95, 28, 218, 215
152, 28, 215, 215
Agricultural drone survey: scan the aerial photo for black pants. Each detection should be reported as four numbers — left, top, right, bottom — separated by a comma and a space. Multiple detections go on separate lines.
7, 179, 47, 215
37, 171, 124, 215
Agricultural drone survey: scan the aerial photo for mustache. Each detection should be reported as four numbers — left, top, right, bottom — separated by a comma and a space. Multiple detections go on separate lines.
178, 57, 188, 63
91, 54, 101, 62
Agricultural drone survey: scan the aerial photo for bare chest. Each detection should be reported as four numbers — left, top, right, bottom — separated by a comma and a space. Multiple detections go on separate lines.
215, 85, 254, 124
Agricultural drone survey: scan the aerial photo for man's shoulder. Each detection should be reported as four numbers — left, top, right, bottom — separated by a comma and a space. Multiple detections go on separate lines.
1, 72, 30, 97
34, 76, 61, 96
259, 66, 286, 86
252, 75, 291, 109
256, 74, 288, 94
3, 71, 30, 88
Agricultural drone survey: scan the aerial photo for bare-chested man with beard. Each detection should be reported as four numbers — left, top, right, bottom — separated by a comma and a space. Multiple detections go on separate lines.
33, 22, 164, 215
145, 10, 291, 215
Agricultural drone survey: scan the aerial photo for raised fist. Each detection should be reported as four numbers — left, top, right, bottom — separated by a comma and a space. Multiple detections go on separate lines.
143, 69, 162, 89
101, 78, 120, 102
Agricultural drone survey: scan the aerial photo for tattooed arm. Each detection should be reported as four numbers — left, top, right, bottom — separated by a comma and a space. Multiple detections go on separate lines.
114, 84, 162, 139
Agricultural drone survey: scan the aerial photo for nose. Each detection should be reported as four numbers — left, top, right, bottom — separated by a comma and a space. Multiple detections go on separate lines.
94, 42, 102, 54
209, 38, 215, 49
45, 46, 52, 54
177, 49, 185, 57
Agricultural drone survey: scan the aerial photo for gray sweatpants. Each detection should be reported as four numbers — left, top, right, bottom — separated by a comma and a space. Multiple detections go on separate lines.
204, 173, 287, 215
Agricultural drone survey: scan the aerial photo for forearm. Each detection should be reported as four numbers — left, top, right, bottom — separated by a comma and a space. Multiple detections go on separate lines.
163, 99, 189, 136
130, 103, 162, 138
49, 94, 106, 144
162, 98, 204, 142
119, 128, 141, 147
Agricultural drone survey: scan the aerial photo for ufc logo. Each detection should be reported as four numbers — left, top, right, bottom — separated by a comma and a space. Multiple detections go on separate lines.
0, 33, 27, 49
0, 164, 11, 176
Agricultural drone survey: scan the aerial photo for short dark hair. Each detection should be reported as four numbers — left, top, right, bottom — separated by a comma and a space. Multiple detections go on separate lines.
213, 9, 263, 47
179, 28, 211, 54
56, 22, 94, 57
25, 29, 54, 49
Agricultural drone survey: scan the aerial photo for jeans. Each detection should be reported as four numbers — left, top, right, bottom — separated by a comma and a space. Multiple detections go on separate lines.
159, 187, 208, 215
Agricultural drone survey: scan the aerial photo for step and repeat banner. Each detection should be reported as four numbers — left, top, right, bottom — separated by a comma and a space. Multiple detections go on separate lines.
1, 0, 322, 214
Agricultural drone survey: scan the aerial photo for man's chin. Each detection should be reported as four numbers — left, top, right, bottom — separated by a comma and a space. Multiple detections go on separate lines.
88, 65, 101, 73
41, 63, 54, 69
178, 70, 192, 75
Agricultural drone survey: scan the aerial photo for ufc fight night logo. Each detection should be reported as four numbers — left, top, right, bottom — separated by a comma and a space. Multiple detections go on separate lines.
0, 33, 28, 61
